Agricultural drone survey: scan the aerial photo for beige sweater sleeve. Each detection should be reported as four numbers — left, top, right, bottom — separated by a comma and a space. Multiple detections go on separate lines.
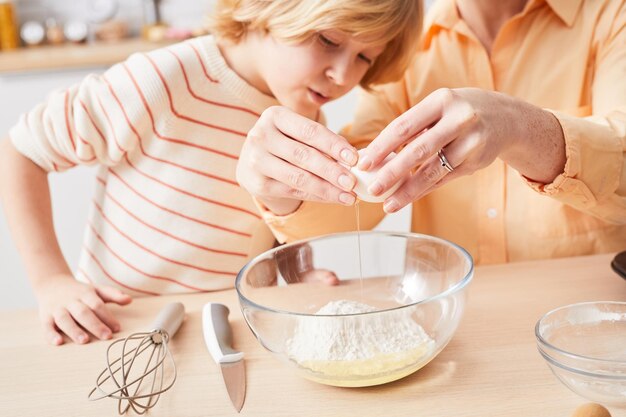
8, 52, 166, 172
255, 199, 386, 243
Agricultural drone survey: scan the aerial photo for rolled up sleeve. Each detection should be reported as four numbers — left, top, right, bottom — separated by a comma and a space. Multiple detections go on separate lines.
525, 4, 626, 224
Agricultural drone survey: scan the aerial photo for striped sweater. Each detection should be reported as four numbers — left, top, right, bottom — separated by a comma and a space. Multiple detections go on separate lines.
10, 36, 280, 295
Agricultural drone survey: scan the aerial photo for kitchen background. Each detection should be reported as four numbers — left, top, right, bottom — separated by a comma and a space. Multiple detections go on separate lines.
16, 0, 205, 32
0, 0, 425, 310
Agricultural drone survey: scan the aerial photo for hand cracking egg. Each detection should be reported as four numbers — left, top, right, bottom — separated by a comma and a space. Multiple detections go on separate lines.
350, 151, 404, 203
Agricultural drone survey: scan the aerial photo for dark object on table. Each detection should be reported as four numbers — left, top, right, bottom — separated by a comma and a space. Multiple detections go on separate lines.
611, 250, 626, 280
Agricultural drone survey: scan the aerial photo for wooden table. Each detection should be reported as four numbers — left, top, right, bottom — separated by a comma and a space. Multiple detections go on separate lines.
1, 254, 624, 416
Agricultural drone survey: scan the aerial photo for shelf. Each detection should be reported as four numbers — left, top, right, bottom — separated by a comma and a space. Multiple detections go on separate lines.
0, 38, 175, 74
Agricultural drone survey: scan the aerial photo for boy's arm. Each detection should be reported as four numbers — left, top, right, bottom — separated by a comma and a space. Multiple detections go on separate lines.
0, 138, 69, 282
0, 138, 131, 345
2, 48, 175, 345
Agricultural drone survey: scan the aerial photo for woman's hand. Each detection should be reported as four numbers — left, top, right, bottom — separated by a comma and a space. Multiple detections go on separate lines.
237, 106, 359, 216
358, 88, 566, 213
35, 274, 132, 345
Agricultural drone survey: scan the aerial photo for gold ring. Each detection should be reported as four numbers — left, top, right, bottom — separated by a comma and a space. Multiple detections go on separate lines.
437, 149, 454, 173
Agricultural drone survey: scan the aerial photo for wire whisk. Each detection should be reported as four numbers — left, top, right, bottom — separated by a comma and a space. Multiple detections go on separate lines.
88, 302, 185, 414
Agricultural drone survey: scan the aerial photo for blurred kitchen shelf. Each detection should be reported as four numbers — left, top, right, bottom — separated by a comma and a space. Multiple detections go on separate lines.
0, 38, 175, 74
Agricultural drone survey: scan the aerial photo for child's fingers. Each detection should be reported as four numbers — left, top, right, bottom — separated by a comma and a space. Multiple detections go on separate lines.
264, 134, 356, 193
81, 292, 121, 333
53, 308, 90, 344
41, 316, 64, 346
261, 106, 358, 166
259, 154, 356, 205
66, 301, 113, 341
301, 269, 340, 285
256, 177, 329, 203
95, 285, 132, 305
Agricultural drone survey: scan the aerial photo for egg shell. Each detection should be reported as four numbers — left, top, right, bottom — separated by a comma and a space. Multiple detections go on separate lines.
571, 403, 612, 417
350, 151, 403, 203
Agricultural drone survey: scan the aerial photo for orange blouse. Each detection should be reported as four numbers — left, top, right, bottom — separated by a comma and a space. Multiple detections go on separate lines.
261, 0, 626, 264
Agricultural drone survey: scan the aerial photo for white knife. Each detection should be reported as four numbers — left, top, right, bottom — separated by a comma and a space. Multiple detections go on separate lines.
202, 303, 246, 413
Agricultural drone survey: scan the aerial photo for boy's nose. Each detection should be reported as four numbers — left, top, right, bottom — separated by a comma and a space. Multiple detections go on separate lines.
325, 60, 351, 86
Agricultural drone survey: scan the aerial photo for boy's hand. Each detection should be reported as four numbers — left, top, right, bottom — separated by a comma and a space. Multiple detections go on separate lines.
237, 106, 359, 216
35, 274, 132, 346
247, 243, 340, 287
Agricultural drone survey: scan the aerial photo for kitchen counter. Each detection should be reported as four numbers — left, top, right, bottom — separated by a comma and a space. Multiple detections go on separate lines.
1, 253, 624, 416
0, 38, 174, 74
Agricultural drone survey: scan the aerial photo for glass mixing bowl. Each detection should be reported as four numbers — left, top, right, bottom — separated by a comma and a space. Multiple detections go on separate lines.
235, 231, 474, 387
535, 301, 626, 408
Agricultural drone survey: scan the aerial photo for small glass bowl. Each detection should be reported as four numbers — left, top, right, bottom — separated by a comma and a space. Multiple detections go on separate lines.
535, 301, 626, 408
235, 232, 473, 387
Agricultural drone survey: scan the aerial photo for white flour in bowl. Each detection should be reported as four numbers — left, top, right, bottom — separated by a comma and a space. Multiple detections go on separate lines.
286, 300, 435, 384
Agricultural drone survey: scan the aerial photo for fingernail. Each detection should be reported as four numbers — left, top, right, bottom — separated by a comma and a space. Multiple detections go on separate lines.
53, 336, 63, 345
384, 199, 399, 213
368, 181, 383, 196
102, 331, 112, 339
341, 149, 357, 165
113, 324, 120, 332
358, 155, 372, 171
338, 174, 355, 190
78, 334, 88, 344
339, 193, 356, 206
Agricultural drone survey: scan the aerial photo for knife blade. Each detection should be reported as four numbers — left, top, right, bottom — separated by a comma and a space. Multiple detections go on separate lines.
202, 303, 246, 413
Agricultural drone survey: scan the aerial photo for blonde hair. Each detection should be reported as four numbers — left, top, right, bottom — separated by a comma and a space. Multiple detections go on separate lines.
208, 0, 423, 88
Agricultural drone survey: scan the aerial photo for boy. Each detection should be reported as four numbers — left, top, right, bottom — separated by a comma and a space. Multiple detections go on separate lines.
0, 0, 422, 345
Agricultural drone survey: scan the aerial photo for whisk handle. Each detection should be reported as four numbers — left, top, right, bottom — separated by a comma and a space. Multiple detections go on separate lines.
202, 303, 243, 364
152, 302, 185, 338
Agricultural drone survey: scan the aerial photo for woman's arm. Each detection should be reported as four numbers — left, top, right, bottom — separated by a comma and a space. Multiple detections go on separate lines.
358, 88, 568, 212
